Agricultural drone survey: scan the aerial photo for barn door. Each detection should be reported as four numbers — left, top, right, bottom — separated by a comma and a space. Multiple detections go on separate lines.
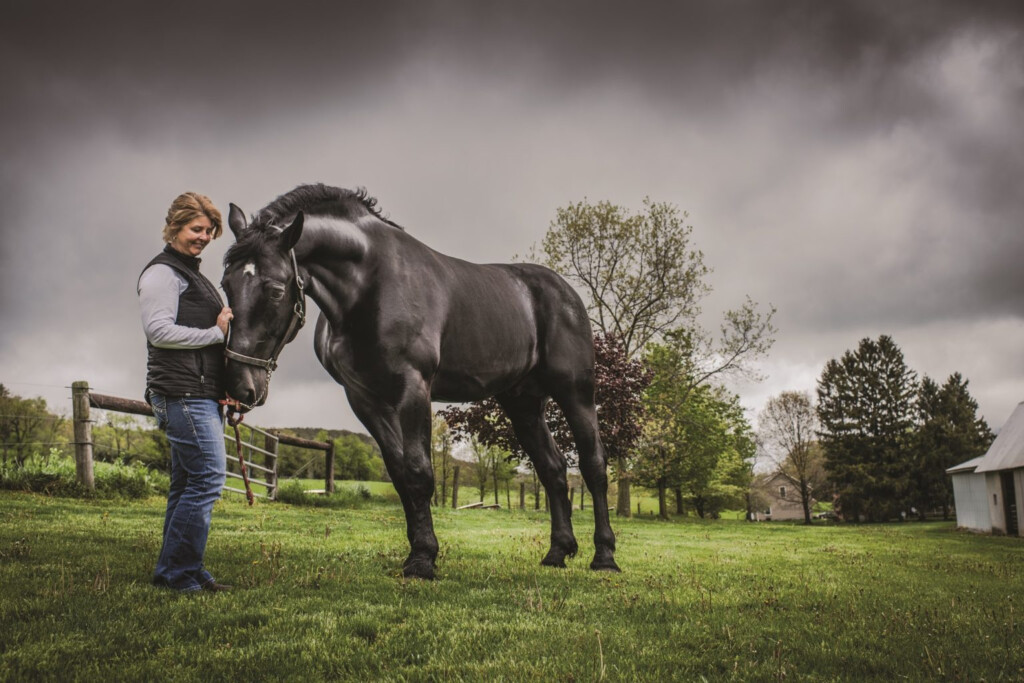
1001, 471, 1019, 537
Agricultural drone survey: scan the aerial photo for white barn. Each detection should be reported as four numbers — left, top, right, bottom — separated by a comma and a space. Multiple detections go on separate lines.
947, 401, 1024, 536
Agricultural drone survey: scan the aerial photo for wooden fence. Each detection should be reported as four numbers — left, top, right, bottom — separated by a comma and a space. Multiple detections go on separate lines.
70, 381, 335, 499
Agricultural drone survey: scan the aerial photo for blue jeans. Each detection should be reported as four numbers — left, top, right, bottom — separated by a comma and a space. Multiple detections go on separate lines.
149, 394, 227, 592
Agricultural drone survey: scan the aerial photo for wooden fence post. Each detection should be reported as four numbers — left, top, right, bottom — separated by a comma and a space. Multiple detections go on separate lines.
569, 487, 575, 507
451, 466, 460, 509
519, 482, 525, 510
264, 432, 279, 499
71, 381, 95, 491
324, 439, 336, 493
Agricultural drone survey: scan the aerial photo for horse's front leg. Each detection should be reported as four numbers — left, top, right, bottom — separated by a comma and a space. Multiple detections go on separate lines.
346, 386, 438, 579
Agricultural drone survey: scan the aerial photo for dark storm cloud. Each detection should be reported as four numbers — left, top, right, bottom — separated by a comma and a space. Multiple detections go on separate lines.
2, 0, 1023, 428
5, 1, 1018, 116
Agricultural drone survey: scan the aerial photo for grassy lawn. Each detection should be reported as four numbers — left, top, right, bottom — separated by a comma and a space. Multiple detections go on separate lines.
1, 491, 1021, 681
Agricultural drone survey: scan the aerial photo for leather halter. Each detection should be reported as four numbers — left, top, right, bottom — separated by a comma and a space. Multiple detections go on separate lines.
224, 248, 306, 375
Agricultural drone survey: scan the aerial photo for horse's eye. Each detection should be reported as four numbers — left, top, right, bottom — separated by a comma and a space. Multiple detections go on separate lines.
267, 286, 286, 302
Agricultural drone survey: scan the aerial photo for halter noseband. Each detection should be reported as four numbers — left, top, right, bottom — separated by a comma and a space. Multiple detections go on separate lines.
224, 248, 306, 378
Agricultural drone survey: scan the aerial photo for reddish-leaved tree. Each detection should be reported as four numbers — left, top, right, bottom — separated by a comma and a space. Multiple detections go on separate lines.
438, 333, 650, 504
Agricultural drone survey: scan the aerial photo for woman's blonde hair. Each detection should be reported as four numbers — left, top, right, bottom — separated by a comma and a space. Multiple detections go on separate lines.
162, 192, 223, 243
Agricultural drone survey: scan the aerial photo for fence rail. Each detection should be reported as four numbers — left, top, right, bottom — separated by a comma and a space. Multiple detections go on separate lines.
71, 381, 336, 499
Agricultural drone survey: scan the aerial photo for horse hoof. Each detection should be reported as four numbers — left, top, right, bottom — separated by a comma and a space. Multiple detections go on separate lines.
589, 558, 621, 572
402, 558, 436, 580
541, 550, 568, 568
590, 547, 620, 572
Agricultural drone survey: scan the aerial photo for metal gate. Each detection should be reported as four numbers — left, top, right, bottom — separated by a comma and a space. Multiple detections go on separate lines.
223, 421, 279, 501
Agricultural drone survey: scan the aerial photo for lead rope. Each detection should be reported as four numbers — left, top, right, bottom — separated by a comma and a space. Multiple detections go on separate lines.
221, 400, 255, 506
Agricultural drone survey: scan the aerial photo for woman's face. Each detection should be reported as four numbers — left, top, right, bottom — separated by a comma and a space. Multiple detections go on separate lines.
170, 215, 215, 257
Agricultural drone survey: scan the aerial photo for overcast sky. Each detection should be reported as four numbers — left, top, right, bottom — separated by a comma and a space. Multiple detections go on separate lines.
2, 0, 1023, 435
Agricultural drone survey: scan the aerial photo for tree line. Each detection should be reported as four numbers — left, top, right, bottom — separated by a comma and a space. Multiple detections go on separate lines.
814, 335, 993, 522
752, 335, 994, 524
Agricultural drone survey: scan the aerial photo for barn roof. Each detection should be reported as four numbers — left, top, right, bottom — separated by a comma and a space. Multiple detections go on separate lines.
974, 401, 1024, 473
946, 456, 985, 475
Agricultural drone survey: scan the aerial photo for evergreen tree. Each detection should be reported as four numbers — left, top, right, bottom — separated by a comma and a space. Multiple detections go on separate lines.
816, 335, 918, 521
912, 373, 994, 519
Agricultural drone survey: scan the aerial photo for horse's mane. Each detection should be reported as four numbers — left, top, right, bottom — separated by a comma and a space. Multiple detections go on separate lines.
225, 184, 401, 266
256, 184, 403, 231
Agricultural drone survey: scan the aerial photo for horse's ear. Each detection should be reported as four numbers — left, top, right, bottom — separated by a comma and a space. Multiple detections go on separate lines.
228, 203, 247, 239
280, 211, 303, 251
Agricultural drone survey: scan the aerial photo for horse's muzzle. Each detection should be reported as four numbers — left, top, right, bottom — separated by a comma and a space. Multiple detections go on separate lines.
224, 367, 268, 412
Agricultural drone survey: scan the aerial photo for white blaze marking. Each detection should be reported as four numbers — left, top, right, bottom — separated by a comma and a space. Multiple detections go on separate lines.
243, 263, 257, 276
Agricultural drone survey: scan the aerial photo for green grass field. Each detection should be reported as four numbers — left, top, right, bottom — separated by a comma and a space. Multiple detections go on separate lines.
1, 490, 1021, 681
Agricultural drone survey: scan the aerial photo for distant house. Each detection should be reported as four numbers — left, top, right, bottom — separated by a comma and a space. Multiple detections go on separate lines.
947, 401, 1024, 537
751, 472, 813, 521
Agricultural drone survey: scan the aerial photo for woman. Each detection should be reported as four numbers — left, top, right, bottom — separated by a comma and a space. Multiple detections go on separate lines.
139, 191, 234, 593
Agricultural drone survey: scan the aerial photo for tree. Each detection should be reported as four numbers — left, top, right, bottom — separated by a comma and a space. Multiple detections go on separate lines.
633, 344, 754, 519
439, 333, 650, 514
681, 388, 755, 519
912, 373, 994, 520
700, 424, 756, 519
632, 343, 691, 519
440, 399, 525, 461
467, 436, 502, 503
816, 335, 919, 522
536, 199, 776, 366
431, 414, 455, 506
534, 199, 775, 516
591, 333, 651, 516
0, 384, 66, 466
93, 413, 142, 464
492, 453, 517, 507
757, 391, 826, 524
538, 198, 710, 358
330, 432, 384, 481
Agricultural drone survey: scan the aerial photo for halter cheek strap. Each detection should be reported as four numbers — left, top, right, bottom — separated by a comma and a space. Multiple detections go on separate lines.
224, 248, 306, 377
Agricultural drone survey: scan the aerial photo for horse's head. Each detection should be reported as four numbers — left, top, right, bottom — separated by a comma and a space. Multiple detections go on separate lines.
221, 203, 306, 411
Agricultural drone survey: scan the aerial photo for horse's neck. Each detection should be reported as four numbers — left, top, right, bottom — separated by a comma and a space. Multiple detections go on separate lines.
296, 216, 372, 323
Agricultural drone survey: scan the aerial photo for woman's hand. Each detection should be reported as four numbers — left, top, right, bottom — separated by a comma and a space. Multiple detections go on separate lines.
217, 307, 233, 337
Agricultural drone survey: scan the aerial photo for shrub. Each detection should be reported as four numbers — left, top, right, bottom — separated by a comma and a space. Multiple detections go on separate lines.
275, 480, 373, 508
95, 462, 164, 498
0, 451, 165, 499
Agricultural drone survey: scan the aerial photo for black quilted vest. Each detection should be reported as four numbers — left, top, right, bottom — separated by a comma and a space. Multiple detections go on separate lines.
140, 245, 226, 400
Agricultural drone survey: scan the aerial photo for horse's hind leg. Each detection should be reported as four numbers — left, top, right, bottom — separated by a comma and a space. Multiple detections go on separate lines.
554, 391, 620, 572
346, 387, 438, 579
497, 393, 578, 567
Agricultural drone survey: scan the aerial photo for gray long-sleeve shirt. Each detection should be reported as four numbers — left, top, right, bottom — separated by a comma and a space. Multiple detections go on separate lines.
138, 264, 225, 349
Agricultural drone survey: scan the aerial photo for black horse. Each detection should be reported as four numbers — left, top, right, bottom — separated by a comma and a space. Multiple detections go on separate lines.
221, 184, 617, 579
